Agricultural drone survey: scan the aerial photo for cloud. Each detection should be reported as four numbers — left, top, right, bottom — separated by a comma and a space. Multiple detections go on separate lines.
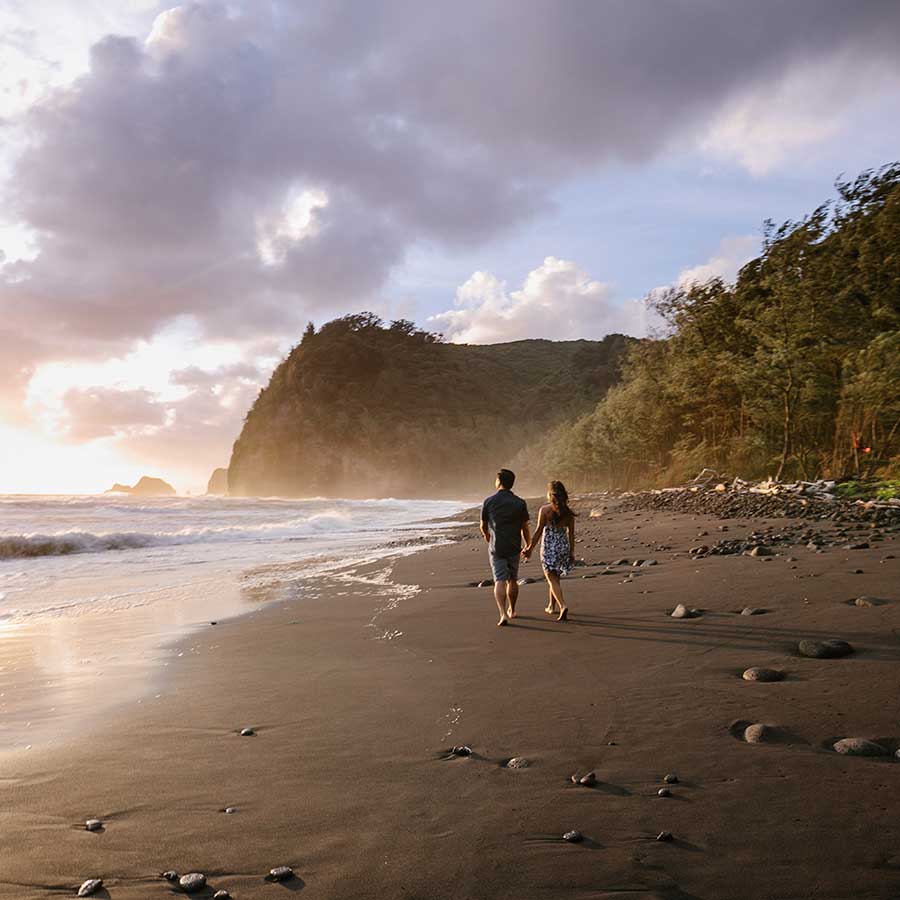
431, 257, 653, 344
678, 235, 760, 287
60, 386, 166, 443
2, 0, 900, 474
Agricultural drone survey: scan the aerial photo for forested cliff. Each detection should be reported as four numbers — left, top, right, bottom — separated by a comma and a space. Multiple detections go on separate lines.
228, 319, 632, 498
547, 164, 900, 488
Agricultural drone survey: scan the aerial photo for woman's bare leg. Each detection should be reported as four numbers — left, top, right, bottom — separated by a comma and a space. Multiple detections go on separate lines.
544, 580, 556, 614
545, 571, 567, 621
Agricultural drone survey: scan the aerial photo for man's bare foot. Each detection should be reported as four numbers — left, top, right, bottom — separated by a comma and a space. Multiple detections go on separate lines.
557, 606, 568, 621
506, 605, 516, 619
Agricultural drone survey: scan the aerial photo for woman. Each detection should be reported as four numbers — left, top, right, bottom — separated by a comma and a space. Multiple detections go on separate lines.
522, 480, 576, 621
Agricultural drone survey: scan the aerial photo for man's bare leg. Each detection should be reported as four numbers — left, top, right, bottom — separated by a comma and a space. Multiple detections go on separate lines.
506, 579, 519, 618
494, 580, 509, 626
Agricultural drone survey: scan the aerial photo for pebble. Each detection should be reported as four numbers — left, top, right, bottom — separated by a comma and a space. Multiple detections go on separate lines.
84, 819, 103, 832
846, 542, 870, 550
506, 757, 529, 769
670, 604, 698, 619
746, 545, 772, 557
477, 580, 493, 588
517, 577, 537, 585
224, 806, 238, 814
578, 771, 596, 786
798, 638, 853, 658
853, 596, 884, 607
563, 830, 583, 843
742, 667, 784, 682
213, 892, 231, 900
240, 727, 255, 736
740, 607, 764, 616
743, 723, 773, 743
162, 871, 180, 883
657, 787, 671, 797
450, 745, 472, 757
656, 831, 674, 842
77, 879, 103, 897
640, 559, 658, 566
179, 873, 207, 893
664, 773, 678, 784
833, 737, 889, 756
269, 866, 294, 881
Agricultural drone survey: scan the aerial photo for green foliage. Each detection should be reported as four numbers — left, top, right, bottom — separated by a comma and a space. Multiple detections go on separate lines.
549, 163, 900, 488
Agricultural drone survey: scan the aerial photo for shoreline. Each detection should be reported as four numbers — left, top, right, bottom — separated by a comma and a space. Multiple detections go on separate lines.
1, 498, 898, 898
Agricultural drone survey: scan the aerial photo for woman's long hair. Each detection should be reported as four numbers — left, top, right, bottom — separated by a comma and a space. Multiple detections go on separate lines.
548, 480, 576, 526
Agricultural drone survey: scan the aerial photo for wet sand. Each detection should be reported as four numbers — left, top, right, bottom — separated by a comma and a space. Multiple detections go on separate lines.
1, 499, 899, 899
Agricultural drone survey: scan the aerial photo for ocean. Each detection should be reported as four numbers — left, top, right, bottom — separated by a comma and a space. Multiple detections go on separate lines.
0, 494, 467, 751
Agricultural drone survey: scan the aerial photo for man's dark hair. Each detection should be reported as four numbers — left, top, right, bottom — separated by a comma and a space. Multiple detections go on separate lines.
497, 468, 515, 489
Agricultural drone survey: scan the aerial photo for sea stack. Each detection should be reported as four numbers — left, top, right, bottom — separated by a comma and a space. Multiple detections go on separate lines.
206, 467, 229, 495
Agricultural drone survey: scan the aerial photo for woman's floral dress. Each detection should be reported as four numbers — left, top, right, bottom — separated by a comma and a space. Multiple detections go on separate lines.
541, 520, 572, 575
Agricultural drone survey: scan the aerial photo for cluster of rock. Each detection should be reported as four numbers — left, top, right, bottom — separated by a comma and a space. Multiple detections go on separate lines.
619, 479, 900, 524
105, 475, 176, 496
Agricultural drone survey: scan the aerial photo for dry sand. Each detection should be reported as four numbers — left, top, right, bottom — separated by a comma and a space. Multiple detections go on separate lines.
1, 499, 899, 899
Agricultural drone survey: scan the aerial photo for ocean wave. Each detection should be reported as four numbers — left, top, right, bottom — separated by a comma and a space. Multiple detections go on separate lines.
0, 511, 359, 560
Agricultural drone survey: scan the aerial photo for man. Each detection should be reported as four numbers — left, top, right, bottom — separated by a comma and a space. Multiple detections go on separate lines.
480, 468, 531, 626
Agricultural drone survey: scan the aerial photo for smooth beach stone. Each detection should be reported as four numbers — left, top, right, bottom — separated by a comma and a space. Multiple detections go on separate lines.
84, 818, 103, 832
664, 773, 678, 784
833, 737, 889, 756
742, 667, 784, 682
77, 879, 103, 897
269, 866, 294, 881
562, 830, 583, 843
240, 727, 255, 736
224, 806, 238, 814
746, 545, 772, 557
162, 871, 180, 883
846, 541, 870, 549
854, 596, 885, 607
670, 604, 695, 619
578, 771, 596, 786
450, 745, 472, 757
179, 873, 207, 893
213, 892, 231, 900
477, 580, 493, 588
657, 787, 672, 797
798, 638, 853, 659
640, 559, 658, 566
656, 831, 674, 842
740, 607, 764, 616
506, 757, 529, 769
743, 723, 773, 744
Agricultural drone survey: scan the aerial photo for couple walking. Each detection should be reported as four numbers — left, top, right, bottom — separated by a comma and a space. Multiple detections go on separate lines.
479, 468, 576, 627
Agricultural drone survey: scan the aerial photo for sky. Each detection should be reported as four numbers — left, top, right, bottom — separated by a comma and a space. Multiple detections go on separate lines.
2, 1, 900, 494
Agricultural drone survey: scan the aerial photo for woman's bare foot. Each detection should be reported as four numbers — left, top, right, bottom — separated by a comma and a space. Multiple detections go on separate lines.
506, 605, 517, 619
544, 604, 554, 615
557, 606, 568, 621
497, 616, 508, 627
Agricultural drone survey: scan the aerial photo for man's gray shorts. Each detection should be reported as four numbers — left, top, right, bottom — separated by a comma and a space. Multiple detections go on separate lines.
490, 553, 520, 583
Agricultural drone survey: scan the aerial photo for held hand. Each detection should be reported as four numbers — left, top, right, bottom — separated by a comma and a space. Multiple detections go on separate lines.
521, 547, 532, 561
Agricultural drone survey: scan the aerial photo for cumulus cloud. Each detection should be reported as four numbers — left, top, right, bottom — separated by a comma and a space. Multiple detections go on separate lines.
60, 386, 167, 443
678, 235, 760, 287
431, 257, 653, 344
2, 0, 900, 470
